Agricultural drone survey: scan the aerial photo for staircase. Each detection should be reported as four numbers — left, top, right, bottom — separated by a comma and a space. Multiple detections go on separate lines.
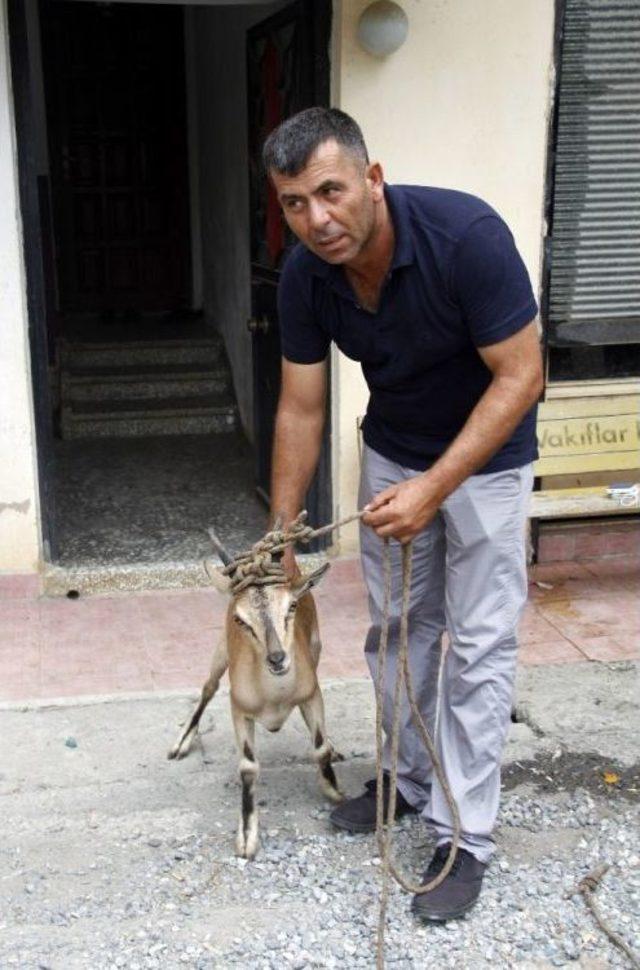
59, 334, 239, 439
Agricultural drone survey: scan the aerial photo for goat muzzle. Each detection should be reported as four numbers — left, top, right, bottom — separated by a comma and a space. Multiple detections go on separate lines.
266, 650, 288, 676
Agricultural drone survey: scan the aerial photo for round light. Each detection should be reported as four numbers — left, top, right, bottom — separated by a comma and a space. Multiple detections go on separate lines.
356, 1, 409, 58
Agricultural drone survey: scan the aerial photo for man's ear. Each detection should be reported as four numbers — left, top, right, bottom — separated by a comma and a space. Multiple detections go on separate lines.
203, 559, 232, 595
366, 161, 385, 201
292, 561, 330, 598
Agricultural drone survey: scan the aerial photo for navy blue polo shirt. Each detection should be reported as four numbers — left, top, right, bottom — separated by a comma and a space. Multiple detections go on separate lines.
278, 184, 539, 474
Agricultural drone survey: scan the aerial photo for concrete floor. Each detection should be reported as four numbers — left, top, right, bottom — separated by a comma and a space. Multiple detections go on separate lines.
53, 432, 267, 567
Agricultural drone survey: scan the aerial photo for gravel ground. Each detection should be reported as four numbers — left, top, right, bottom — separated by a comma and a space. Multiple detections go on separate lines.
1, 670, 638, 969
1, 778, 638, 968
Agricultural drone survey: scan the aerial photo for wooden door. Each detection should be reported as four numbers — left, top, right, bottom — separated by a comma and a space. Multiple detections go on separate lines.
40, 1, 190, 313
247, 0, 332, 543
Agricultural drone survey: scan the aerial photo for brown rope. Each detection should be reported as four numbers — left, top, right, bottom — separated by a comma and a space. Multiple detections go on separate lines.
577, 865, 640, 969
375, 541, 460, 969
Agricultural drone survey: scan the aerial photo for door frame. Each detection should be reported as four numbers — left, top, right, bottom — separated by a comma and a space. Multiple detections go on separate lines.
247, 0, 333, 546
7, 0, 58, 562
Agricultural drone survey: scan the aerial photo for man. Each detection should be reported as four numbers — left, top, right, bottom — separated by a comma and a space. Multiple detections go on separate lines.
264, 107, 543, 922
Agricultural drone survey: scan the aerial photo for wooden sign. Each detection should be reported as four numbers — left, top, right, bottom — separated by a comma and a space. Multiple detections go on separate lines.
534, 395, 640, 477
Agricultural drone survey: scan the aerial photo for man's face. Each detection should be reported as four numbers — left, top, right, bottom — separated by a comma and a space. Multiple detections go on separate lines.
270, 139, 384, 266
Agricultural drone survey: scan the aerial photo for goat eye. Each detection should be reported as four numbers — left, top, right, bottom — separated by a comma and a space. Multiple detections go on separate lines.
234, 615, 252, 632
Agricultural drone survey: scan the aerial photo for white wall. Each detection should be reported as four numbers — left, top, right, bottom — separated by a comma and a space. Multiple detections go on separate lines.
192, 0, 287, 439
0, 0, 41, 574
332, 0, 556, 552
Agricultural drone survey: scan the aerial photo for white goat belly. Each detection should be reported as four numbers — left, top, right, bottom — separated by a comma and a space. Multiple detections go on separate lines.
257, 704, 291, 732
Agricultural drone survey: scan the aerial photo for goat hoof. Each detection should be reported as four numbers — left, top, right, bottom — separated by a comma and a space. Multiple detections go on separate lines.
236, 835, 259, 860
320, 778, 345, 804
167, 744, 187, 761
167, 730, 195, 760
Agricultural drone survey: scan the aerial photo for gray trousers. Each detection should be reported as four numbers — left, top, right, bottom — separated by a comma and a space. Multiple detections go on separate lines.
359, 445, 533, 863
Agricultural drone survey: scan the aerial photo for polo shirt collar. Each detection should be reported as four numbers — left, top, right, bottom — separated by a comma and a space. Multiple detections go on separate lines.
385, 183, 415, 269
308, 182, 415, 281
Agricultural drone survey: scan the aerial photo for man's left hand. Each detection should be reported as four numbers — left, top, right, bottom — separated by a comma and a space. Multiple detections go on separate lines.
363, 474, 443, 542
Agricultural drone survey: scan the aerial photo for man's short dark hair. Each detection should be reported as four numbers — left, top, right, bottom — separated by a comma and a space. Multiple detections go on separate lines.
262, 107, 369, 176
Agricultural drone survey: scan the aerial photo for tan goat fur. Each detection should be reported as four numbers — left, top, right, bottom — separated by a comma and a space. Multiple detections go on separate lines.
168, 561, 343, 859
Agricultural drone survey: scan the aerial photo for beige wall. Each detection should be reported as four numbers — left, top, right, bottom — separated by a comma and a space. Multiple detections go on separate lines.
0, 2, 41, 574
331, 0, 555, 552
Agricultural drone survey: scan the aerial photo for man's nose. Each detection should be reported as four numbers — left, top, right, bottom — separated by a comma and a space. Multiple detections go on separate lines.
308, 199, 330, 231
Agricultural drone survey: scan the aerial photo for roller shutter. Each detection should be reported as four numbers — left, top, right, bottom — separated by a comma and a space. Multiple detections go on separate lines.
548, 0, 640, 347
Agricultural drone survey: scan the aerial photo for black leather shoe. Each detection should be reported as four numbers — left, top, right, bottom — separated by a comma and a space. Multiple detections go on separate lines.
411, 844, 486, 922
329, 774, 418, 833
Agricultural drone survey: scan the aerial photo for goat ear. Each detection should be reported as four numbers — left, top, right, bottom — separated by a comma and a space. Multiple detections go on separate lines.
203, 559, 232, 594
292, 561, 330, 597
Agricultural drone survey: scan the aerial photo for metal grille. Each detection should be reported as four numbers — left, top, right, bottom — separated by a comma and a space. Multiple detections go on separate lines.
548, 0, 640, 345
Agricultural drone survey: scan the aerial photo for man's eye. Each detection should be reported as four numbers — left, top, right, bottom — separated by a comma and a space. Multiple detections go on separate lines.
286, 200, 303, 212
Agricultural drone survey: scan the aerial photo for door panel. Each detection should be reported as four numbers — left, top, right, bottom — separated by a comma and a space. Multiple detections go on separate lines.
250, 271, 284, 507
247, 0, 332, 544
40, 0, 190, 313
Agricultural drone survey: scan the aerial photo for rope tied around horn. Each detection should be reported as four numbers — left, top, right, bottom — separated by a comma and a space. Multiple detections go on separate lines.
207, 510, 364, 595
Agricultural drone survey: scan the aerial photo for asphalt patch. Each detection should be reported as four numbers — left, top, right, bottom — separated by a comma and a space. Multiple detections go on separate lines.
502, 749, 639, 802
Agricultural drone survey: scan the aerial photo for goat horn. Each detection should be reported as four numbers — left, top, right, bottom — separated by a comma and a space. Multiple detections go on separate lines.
207, 527, 232, 567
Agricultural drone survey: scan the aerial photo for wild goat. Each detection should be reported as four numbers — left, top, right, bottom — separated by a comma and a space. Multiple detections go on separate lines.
168, 531, 343, 860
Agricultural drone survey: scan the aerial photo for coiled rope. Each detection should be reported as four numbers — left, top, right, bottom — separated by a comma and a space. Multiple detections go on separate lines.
374, 541, 460, 968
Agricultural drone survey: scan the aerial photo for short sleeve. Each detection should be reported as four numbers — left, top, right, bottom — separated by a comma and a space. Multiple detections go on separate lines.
278, 250, 331, 364
452, 216, 538, 347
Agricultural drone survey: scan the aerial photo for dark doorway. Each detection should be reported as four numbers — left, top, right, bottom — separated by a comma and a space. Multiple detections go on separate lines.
247, 0, 332, 544
40, 0, 191, 316
10, 0, 333, 588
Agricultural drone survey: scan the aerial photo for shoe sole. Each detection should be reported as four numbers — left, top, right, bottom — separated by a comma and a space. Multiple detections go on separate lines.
329, 814, 376, 834
329, 807, 419, 835
411, 898, 478, 923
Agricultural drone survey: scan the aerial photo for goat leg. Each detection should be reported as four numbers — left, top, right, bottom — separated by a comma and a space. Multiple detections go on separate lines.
232, 705, 260, 859
167, 636, 228, 759
300, 688, 344, 803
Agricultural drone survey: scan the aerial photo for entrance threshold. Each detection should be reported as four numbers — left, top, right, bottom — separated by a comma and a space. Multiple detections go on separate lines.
42, 552, 330, 598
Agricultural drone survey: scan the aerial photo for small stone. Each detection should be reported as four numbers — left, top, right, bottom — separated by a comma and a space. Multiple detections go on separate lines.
64, 737, 78, 749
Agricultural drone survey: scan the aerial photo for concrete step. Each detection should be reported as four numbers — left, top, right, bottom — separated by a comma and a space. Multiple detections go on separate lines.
60, 337, 224, 369
62, 362, 230, 403
42, 551, 326, 596
61, 395, 239, 439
